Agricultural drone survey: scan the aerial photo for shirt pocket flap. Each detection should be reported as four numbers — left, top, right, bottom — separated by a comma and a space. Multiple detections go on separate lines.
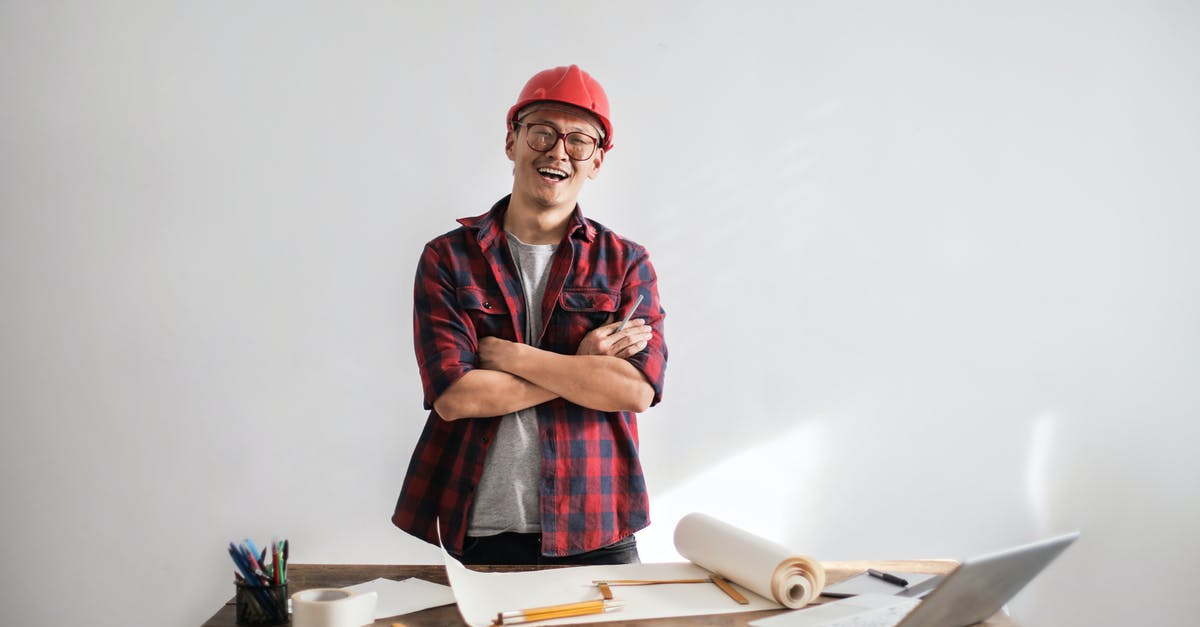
559, 288, 620, 313
456, 286, 509, 314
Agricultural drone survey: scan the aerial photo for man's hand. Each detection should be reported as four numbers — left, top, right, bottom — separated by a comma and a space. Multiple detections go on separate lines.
577, 315, 652, 358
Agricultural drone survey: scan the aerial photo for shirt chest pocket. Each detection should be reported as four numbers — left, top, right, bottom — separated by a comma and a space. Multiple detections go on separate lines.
456, 286, 511, 340
553, 288, 620, 347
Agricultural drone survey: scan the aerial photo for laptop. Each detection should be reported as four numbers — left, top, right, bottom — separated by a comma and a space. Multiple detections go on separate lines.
749, 531, 1079, 627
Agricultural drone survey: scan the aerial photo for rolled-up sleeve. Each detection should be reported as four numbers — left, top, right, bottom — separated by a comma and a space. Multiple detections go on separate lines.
413, 244, 476, 409
621, 251, 668, 406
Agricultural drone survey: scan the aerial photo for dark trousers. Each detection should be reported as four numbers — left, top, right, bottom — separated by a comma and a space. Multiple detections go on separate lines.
456, 532, 640, 566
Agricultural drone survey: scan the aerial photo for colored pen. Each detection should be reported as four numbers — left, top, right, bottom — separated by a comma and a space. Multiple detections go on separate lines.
245, 538, 262, 562
271, 542, 281, 584
614, 294, 644, 331
867, 569, 909, 587
228, 544, 258, 583
241, 545, 270, 584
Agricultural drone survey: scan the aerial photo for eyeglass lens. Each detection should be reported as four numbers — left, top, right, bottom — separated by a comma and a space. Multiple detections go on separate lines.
522, 123, 597, 161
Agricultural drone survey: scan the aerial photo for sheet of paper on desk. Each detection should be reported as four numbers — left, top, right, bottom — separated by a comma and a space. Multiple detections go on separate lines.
438, 512, 826, 626
821, 572, 938, 598
341, 577, 456, 619
748, 594, 920, 627
443, 553, 779, 627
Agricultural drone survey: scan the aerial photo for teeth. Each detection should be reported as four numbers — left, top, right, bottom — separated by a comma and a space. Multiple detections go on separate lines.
538, 167, 568, 179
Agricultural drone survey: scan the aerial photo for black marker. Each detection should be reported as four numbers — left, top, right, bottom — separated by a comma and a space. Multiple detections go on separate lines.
867, 569, 909, 587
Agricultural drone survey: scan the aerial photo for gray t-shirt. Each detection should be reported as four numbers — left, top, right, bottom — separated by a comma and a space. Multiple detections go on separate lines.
467, 233, 557, 536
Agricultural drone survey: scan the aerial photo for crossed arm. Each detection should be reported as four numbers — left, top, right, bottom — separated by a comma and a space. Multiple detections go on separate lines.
432, 318, 655, 421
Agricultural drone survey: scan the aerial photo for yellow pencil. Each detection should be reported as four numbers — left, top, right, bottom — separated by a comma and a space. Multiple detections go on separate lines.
592, 578, 711, 585
494, 599, 624, 624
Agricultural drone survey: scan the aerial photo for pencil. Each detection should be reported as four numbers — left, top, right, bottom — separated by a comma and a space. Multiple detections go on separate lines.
494, 600, 623, 625
592, 578, 710, 585
615, 294, 644, 331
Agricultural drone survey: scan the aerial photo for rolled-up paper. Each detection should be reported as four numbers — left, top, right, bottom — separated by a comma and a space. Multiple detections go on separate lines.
291, 587, 378, 627
673, 512, 826, 609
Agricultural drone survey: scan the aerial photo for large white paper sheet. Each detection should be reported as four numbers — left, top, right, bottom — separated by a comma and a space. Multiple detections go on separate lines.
443, 549, 779, 627
438, 512, 825, 626
341, 576, 456, 619
748, 594, 919, 627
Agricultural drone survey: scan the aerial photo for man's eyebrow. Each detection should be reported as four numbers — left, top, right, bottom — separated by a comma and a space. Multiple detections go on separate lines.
525, 117, 598, 135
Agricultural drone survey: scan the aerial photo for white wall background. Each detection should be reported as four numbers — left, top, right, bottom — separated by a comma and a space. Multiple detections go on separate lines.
2, 1, 1197, 626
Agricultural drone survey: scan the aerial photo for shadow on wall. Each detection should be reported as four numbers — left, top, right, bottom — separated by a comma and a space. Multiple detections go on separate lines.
637, 408, 1070, 563
638, 419, 829, 562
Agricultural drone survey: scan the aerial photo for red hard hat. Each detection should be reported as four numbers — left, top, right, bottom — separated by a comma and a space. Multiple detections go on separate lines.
507, 64, 614, 151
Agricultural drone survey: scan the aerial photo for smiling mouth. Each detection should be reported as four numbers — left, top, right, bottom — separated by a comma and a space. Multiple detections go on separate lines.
537, 166, 569, 182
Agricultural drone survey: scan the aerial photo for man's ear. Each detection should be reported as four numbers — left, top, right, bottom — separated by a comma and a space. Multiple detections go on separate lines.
587, 147, 605, 179
505, 129, 516, 160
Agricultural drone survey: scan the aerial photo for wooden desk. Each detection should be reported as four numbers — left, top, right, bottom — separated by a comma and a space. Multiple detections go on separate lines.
201, 561, 1019, 626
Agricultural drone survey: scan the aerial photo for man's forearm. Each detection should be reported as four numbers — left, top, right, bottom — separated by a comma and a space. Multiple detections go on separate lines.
491, 343, 653, 413
436, 318, 655, 420
432, 369, 557, 421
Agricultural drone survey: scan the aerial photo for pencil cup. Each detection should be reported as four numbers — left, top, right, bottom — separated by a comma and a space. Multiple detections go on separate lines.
235, 582, 289, 625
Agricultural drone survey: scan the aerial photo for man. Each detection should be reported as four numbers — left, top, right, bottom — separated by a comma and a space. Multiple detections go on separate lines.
391, 65, 668, 566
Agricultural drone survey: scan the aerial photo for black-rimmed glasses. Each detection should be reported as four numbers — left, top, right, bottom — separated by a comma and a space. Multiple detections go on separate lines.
512, 122, 600, 161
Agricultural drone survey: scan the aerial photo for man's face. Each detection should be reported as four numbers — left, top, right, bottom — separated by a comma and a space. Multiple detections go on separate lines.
506, 104, 605, 211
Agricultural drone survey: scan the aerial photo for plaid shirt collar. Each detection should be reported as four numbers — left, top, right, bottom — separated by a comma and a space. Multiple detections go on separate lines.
457, 195, 597, 250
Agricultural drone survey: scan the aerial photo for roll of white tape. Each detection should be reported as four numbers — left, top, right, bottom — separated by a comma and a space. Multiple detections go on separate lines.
291, 587, 378, 627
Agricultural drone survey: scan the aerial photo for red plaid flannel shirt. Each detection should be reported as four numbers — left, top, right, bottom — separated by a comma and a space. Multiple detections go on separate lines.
391, 196, 668, 557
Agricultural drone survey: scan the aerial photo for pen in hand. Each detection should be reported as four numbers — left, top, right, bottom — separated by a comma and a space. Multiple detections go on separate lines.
615, 294, 644, 332
867, 569, 909, 587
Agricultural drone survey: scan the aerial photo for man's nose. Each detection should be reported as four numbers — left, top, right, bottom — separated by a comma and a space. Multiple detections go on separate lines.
545, 135, 569, 159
